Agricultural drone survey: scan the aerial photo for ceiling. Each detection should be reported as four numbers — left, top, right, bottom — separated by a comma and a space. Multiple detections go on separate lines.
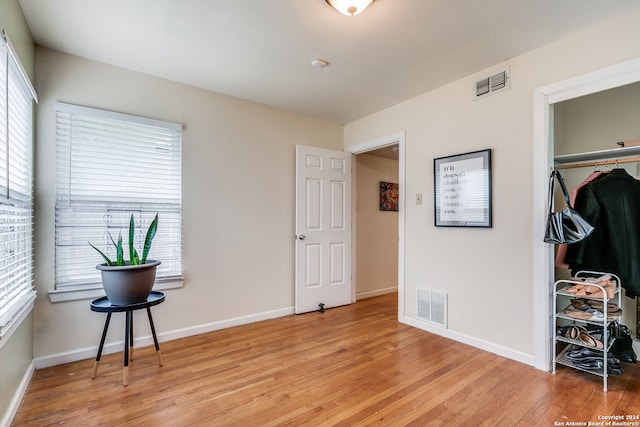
18, 0, 640, 124
367, 144, 399, 161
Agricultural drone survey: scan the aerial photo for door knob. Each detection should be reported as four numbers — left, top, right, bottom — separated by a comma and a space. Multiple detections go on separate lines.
298, 234, 306, 240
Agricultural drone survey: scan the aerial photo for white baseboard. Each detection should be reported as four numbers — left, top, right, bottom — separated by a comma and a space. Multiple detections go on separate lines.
35, 306, 295, 369
401, 316, 536, 368
1, 360, 35, 427
357, 286, 398, 300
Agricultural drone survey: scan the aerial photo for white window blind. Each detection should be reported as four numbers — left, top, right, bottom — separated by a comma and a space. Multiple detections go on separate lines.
0, 32, 37, 340
55, 102, 182, 290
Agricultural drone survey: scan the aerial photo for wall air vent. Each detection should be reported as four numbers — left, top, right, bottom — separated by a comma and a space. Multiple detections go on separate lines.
473, 66, 510, 100
417, 288, 448, 328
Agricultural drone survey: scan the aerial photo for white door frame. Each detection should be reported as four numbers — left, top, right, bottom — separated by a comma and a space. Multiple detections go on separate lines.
346, 131, 406, 321
532, 57, 640, 371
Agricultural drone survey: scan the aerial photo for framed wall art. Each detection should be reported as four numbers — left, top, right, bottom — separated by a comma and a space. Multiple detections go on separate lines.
379, 181, 399, 211
434, 149, 492, 227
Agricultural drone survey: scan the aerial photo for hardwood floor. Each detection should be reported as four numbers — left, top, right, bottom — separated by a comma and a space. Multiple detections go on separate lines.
12, 293, 640, 426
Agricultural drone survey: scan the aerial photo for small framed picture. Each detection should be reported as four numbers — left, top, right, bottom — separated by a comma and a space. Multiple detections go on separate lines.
380, 181, 399, 211
434, 149, 492, 227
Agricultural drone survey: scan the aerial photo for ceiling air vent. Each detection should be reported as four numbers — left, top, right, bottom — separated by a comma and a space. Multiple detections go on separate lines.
473, 67, 510, 100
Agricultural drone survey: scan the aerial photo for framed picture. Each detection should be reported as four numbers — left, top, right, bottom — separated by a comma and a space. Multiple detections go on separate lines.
379, 181, 399, 211
434, 149, 492, 227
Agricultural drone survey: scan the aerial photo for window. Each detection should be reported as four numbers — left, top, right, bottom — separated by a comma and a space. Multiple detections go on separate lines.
0, 32, 37, 343
55, 103, 182, 293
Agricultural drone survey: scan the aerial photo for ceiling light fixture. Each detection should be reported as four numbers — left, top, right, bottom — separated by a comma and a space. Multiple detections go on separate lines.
326, 0, 374, 16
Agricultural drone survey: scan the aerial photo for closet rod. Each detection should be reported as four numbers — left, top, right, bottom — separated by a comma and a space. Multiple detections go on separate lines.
555, 156, 640, 170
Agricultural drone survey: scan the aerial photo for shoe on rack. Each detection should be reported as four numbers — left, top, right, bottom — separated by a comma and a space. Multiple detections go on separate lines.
557, 325, 590, 340
572, 358, 623, 376
570, 298, 590, 310
557, 325, 572, 337
587, 300, 622, 315
618, 350, 637, 364
567, 275, 617, 299
563, 306, 616, 322
584, 282, 616, 299
566, 347, 610, 359
564, 283, 587, 295
610, 335, 637, 363
568, 275, 610, 284
579, 332, 604, 349
609, 365, 624, 376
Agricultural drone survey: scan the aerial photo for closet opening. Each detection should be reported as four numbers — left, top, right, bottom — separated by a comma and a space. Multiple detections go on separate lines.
532, 57, 640, 372
552, 81, 640, 344
550, 82, 640, 390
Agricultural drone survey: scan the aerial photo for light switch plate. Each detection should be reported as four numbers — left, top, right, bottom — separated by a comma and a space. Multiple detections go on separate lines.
416, 193, 423, 205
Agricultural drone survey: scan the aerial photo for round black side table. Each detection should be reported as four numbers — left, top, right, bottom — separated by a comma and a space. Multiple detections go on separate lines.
90, 291, 165, 386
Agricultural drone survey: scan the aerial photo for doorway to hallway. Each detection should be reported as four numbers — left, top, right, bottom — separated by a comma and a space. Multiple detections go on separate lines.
347, 132, 405, 321
354, 146, 399, 301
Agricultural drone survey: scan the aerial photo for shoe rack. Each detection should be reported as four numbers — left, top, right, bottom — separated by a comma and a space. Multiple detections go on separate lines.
552, 270, 622, 392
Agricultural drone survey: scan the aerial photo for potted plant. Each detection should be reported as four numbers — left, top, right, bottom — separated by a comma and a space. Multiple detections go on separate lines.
89, 213, 160, 305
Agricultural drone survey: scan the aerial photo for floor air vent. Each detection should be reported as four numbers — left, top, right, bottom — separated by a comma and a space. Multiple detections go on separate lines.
473, 67, 510, 100
417, 288, 447, 328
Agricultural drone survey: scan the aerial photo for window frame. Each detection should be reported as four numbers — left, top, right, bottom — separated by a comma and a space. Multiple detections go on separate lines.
51, 103, 183, 303
0, 31, 37, 347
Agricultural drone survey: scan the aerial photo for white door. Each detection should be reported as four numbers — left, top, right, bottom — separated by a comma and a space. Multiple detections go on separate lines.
295, 145, 352, 314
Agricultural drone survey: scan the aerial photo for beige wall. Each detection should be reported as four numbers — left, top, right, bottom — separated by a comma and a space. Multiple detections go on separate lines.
554, 81, 640, 156
33, 48, 343, 361
355, 154, 398, 298
0, 0, 34, 75
0, 0, 35, 422
344, 9, 640, 360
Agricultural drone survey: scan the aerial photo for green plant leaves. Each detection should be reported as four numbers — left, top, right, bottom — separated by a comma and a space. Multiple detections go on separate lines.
88, 242, 114, 266
129, 214, 136, 265
89, 213, 158, 266
132, 247, 140, 265
115, 232, 124, 266
141, 213, 158, 264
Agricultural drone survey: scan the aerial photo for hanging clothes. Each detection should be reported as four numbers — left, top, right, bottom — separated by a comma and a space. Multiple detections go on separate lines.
565, 168, 640, 298
555, 170, 604, 268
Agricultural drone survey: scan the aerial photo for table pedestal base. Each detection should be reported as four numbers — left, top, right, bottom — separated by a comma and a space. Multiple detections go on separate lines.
90, 292, 165, 386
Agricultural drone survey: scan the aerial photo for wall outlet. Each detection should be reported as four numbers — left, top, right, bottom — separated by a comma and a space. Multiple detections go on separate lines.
416, 193, 423, 205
